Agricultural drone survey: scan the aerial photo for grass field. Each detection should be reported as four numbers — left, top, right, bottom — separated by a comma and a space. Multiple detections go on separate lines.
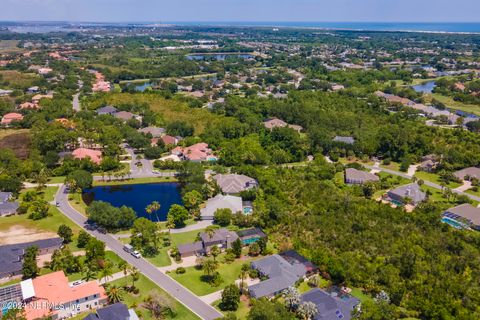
168, 255, 256, 296
414, 171, 462, 189
86, 93, 230, 134
93, 176, 177, 186
0, 70, 40, 89
109, 274, 200, 320
0, 129, 31, 159
213, 298, 250, 319
0, 40, 23, 53
428, 93, 480, 116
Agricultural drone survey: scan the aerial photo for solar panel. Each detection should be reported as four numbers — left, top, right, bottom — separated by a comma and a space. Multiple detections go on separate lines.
0, 284, 23, 305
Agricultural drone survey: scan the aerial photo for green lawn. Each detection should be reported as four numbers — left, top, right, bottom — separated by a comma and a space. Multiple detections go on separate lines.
380, 161, 402, 172
146, 248, 171, 267
109, 274, 200, 320
171, 230, 202, 246
213, 297, 250, 319
414, 171, 462, 189
168, 256, 256, 296
465, 187, 480, 197
93, 176, 177, 187
48, 176, 66, 184
350, 288, 374, 304
428, 93, 480, 116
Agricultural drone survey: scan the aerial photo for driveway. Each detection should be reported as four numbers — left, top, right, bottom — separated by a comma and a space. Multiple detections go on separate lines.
55, 185, 223, 320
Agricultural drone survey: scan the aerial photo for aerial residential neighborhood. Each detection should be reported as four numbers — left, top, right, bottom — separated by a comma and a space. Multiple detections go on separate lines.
1, 2, 480, 320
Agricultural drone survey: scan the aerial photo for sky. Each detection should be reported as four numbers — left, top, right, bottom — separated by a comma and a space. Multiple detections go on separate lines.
2, 0, 480, 23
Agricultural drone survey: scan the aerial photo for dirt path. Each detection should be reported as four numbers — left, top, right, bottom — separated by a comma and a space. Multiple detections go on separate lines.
0, 226, 57, 245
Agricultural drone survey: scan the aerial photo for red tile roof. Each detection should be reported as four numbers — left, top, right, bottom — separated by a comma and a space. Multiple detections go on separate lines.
72, 148, 102, 164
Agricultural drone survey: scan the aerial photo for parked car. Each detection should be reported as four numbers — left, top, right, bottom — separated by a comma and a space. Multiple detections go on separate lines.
131, 250, 142, 259
71, 280, 85, 286
97, 227, 107, 234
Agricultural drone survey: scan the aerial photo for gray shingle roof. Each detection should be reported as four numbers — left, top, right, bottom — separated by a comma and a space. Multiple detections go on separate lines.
444, 204, 480, 227
96, 302, 130, 320
249, 253, 309, 298
301, 288, 360, 320
387, 183, 426, 204
453, 167, 480, 180
96, 106, 117, 115
199, 228, 239, 247
0, 238, 63, 277
177, 241, 204, 256
0, 192, 12, 203
200, 194, 243, 219
138, 126, 165, 138
213, 174, 258, 194
0, 201, 19, 216
345, 168, 379, 184
333, 136, 355, 144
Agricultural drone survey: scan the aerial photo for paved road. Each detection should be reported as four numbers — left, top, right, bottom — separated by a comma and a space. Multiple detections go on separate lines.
55, 185, 222, 320
363, 164, 480, 202
123, 145, 157, 178
72, 80, 83, 112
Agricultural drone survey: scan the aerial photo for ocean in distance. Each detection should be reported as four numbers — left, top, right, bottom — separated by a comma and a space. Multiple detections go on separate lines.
169, 21, 480, 33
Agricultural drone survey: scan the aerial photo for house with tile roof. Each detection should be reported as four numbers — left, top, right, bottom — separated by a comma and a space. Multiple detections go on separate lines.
72, 148, 103, 165
172, 143, 216, 162
1, 112, 23, 126
22, 271, 107, 320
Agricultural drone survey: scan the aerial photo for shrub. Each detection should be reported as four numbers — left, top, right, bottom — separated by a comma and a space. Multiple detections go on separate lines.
176, 267, 186, 274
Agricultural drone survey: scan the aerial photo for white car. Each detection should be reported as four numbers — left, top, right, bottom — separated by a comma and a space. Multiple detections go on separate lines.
131, 250, 142, 259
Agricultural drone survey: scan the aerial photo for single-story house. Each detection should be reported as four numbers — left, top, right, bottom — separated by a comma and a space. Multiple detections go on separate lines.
387, 183, 426, 205
177, 228, 240, 258
248, 251, 316, 299
301, 288, 360, 320
96, 105, 118, 116
1, 112, 23, 126
177, 241, 205, 258
200, 194, 243, 220
213, 174, 258, 194
0, 201, 20, 217
418, 159, 437, 172
84, 302, 139, 320
200, 228, 239, 254
161, 135, 180, 146
236, 228, 267, 245
72, 148, 103, 165
333, 136, 355, 145
344, 168, 379, 185
453, 167, 480, 181
263, 118, 303, 132
443, 203, 480, 230
172, 143, 216, 162
114, 111, 142, 122
138, 126, 165, 138
0, 238, 63, 280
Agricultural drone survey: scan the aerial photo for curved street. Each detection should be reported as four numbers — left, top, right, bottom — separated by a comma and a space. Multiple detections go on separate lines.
54, 184, 222, 320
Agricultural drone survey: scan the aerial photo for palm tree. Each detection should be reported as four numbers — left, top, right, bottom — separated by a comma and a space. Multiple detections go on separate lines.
205, 225, 216, 240
118, 260, 128, 278
202, 258, 218, 278
106, 285, 125, 303
145, 201, 161, 222
210, 246, 220, 262
99, 263, 113, 285
129, 266, 140, 289
82, 265, 96, 281
239, 263, 250, 293
165, 217, 175, 242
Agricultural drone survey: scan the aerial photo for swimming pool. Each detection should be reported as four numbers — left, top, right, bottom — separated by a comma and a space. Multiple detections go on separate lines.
243, 207, 253, 215
441, 217, 465, 229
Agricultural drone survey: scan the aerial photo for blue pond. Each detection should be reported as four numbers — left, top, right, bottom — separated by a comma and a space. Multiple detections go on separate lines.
412, 81, 436, 94
83, 183, 183, 221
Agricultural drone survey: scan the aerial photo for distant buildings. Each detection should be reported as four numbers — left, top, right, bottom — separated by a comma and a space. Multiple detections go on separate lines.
344, 168, 379, 185
333, 136, 355, 145
138, 126, 165, 138
96, 105, 118, 116
1, 112, 23, 126
213, 174, 258, 194
263, 118, 303, 133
